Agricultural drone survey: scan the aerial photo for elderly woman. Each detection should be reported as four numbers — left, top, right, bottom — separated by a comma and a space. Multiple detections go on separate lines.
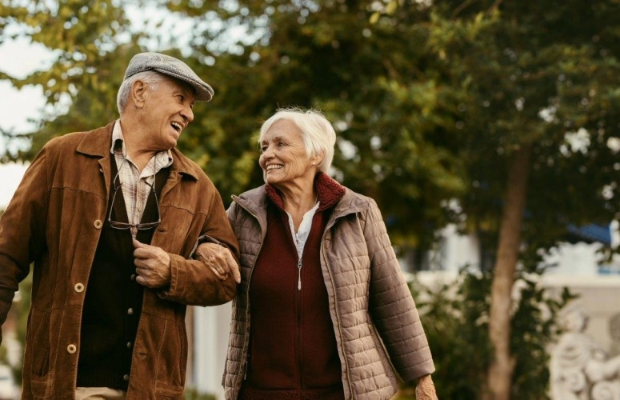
213, 108, 437, 399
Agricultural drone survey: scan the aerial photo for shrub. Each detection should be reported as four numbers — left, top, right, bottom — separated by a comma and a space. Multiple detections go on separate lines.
396, 268, 576, 400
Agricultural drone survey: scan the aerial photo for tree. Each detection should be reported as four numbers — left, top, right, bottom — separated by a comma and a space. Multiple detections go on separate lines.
425, 2, 620, 398
406, 267, 576, 400
0, 0, 134, 159
160, 0, 469, 248
2, 0, 467, 247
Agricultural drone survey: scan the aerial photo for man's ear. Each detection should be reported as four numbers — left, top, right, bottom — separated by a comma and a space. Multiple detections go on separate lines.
131, 80, 148, 108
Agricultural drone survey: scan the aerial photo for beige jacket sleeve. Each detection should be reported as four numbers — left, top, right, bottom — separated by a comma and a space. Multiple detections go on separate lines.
364, 199, 435, 382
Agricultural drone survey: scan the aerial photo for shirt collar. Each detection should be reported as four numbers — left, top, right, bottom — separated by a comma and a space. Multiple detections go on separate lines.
110, 120, 173, 167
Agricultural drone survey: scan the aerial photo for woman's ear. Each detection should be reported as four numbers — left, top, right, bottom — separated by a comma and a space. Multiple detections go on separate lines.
131, 80, 147, 109
312, 152, 325, 168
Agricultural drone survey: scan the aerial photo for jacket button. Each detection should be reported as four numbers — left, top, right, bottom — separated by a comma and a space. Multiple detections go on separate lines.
93, 220, 103, 229
74, 283, 84, 293
67, 344, 77, 354
123, 374, 129, 381
127, 308, 134, 315
130, 274, 136, 281
127, 341, 132, 349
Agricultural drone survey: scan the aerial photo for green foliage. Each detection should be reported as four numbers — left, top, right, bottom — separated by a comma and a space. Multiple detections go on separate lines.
399, 268, 577, 400
5, 0, 619, 255
3, 0, 620, 248
0, 0, 137, 160
1, 0, 467, 248
183, 388, 216, 400
423, 1, 620, 259
159, 0, 471, 248
0, 0, 129, 99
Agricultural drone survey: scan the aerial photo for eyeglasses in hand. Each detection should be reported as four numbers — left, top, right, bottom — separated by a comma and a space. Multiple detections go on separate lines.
107, 166, 161, 233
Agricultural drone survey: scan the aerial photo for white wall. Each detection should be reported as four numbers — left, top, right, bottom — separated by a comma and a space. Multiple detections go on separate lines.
544, 242, 602, 275
192, 302, 232, 399
440, 224, 481, 272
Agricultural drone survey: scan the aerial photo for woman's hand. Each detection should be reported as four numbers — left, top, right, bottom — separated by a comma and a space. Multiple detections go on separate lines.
195, 242, 241, 283
415, 375, 438, 400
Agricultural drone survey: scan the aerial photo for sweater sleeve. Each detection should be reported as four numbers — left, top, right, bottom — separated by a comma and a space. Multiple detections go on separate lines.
364, 199, 435, 382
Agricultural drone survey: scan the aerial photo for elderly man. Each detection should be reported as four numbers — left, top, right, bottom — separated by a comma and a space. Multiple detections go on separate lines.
0, 52, 240, 399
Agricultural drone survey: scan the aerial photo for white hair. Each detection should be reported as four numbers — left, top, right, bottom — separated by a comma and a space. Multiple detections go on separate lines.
116, 71, 166, 114
259, 108, 336, 173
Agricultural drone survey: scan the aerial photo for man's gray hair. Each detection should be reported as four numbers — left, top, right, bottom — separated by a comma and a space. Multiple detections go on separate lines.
259, 108, 336, 173
117, 71, 166, 114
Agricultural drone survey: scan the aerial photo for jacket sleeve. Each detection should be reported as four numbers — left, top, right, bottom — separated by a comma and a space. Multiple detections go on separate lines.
159, 181, 239, 306
0, 147, 50, 340
364, 200, 435, 382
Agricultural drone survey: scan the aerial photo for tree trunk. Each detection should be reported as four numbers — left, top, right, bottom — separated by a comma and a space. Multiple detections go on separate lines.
485, 144, 532, 400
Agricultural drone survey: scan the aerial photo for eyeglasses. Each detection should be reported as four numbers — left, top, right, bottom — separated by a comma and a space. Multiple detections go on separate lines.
108, 160, 161, 233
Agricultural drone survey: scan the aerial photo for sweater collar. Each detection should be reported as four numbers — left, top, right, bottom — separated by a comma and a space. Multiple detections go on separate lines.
265, 172, 346, 212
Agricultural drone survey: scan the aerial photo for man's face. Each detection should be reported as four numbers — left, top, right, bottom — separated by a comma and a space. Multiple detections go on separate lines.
141, 78, 196, 150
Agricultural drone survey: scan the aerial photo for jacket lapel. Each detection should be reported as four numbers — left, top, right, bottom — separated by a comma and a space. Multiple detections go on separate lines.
75, 121, 115, 202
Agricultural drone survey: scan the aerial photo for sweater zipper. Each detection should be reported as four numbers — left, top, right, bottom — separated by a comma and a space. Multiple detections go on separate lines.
297, 257, 302, 291
297, 254, 304, 390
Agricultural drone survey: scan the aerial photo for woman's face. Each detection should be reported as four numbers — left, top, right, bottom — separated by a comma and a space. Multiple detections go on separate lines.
259, 120, 317, 189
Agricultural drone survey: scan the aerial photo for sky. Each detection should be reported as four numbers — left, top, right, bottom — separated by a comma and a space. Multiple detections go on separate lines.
0, 38, 52, 208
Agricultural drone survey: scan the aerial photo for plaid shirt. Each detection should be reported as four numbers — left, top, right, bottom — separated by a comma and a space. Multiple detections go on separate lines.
110, 121, 173, 236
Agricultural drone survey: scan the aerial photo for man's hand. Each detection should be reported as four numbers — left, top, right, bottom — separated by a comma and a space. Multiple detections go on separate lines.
195, 242, 241, 283
133, 238, 171, 288
415, 374, 438, 400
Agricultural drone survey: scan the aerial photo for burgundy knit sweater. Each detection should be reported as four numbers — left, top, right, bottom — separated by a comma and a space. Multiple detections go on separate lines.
240, 173, 346, 400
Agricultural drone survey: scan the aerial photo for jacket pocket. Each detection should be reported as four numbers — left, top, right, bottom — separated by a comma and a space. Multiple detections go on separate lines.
154, 317, 187, 390
30, 308, 52, 378
30, 377, 51, 400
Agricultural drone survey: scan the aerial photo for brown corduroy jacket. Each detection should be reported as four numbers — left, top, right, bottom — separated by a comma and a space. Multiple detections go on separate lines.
223, 178, 435, 400
0, 121, 239, 399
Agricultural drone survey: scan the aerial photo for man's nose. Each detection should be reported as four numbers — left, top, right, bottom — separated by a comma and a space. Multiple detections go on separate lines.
181, 105, 194, 123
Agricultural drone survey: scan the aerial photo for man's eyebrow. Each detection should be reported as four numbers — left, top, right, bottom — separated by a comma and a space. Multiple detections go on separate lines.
174, 84, 195, 97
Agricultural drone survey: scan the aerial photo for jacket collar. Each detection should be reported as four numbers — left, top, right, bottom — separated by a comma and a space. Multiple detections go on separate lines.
76, 121, 116, 158
75, 120, 199, 181
234, 173, 371, 222
264, 172, 346, 212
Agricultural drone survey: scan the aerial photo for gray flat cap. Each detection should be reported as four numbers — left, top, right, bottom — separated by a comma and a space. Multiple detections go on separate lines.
124, 52, 214, 102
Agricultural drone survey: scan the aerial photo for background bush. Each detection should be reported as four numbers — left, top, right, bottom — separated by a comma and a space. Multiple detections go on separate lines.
395, 268, 577, 400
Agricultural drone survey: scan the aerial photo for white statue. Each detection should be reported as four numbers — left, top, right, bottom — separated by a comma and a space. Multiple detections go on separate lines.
550, 309, 620, 400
